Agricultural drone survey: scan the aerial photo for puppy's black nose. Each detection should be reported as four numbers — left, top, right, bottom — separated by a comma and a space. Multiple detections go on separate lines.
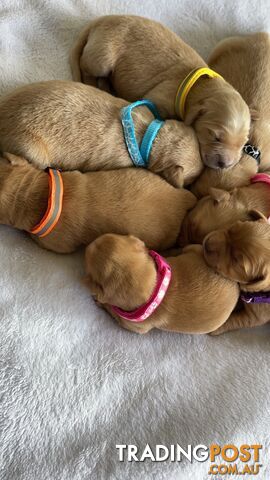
217, 159, 226, 168
214, 154, 226, 168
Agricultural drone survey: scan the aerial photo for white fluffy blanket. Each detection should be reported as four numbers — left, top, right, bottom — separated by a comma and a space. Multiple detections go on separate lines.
0, 1, 270, 479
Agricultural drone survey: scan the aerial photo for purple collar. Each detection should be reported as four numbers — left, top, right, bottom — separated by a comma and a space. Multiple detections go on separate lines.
111, 250, 172, 322
241, 291, 270, 304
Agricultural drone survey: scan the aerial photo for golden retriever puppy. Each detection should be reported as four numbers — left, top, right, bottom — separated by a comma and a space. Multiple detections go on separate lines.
0, 153, 196, 253
191, 153, 258, 198
180, 175, 270, 245
203, 213, 270, 334
192, 32, 270, 197
84, 234, 239, 334
0, 80, 202, 188
70, 15, 250, 169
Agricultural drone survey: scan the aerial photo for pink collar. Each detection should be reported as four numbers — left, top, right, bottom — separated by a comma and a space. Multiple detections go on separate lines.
111, 251, 172, 322
251, 174, 270, 220
251, 173, 270, 186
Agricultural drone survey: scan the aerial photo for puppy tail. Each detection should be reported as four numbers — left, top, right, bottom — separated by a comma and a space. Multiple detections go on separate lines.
69, 24, 91, 82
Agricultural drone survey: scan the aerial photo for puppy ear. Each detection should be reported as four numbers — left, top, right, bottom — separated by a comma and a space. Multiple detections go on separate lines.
247, 209, 268, 222
161, 165, 184, 188
82, 275, 106, 303
184, 102, 206, 126
128, 235, 146, 251
209, 187, 231, 203
242, 267, 270, 292
3, 152, 29, 166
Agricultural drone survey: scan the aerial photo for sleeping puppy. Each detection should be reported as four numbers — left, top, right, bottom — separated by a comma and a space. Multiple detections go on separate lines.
0, 80, 202, 188
203, 213, 270, 334
192, 32, 270, 197
191, 153, 258, 198
70, 15, 250, 170
180, 176, 270, 245
0, 154, 196, 253
84, 234, 239, 334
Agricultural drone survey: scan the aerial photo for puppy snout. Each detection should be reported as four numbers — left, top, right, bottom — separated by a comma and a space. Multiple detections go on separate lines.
213, 154, 233, 169
205, 153, 234, 169
217, 157, 226, 169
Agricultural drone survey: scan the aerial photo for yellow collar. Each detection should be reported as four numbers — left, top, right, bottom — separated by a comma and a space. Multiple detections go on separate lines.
175, 67, 223, 120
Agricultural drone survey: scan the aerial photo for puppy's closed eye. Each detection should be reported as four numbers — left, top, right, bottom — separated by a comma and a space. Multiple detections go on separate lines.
247, 209, 268, 222
208, 129, 222, 143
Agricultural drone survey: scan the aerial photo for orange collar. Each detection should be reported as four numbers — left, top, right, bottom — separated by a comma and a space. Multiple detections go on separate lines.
30, 168, 64, 238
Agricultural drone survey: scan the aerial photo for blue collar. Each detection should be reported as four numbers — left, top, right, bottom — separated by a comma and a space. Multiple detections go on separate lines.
121, 99, 165, 167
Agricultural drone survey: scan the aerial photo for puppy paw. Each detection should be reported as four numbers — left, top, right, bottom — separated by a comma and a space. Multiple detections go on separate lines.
209, 326, 228, 336
161, 165, 184, 188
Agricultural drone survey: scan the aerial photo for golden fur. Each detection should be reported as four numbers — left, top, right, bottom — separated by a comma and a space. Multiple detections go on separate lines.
84, 234, 239, 334
0, 153, 196, 253
192, 32, 270, 197
180, 180, 270, 245
70, 15, 250, 169
0, 80, 202, 188
203, 214, 270, 334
